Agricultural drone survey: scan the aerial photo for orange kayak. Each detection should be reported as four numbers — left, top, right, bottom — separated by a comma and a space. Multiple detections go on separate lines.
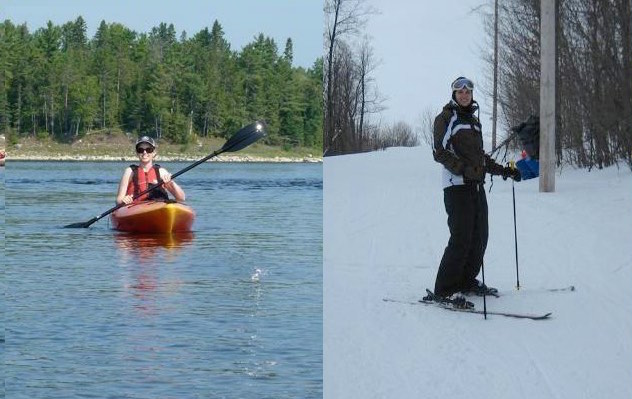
111, 201, 195, 233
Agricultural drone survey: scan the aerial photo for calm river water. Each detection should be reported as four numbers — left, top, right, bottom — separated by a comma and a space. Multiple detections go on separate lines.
4, 161, 322, 399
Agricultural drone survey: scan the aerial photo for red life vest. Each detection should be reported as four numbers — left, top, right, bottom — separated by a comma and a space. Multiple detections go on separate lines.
126, 164, 169, 202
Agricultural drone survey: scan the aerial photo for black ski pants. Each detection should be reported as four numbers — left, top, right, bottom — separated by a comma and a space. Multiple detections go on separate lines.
434, 183, 488, 297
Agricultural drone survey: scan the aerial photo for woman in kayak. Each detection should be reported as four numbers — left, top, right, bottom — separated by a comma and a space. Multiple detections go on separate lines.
115, 136, 186, 205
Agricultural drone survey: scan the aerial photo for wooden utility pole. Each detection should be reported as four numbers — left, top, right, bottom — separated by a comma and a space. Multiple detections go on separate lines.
539, 0, 556, 192
491, 0, 499, 151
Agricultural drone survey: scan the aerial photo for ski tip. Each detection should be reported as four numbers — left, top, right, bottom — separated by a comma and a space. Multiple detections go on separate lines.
526, 312, 553, 320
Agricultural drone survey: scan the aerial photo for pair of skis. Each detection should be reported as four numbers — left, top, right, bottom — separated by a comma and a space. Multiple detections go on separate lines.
384, 286, 574, 320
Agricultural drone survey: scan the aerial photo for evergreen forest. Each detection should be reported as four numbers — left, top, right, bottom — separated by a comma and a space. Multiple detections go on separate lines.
0, 17, 323, 149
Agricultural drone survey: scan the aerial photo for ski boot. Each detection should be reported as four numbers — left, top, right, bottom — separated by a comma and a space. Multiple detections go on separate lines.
462, 280, 498, 297
423, 289, 474, 310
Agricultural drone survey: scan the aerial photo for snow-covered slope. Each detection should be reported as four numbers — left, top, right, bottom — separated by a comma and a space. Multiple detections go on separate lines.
324, 146, 632, 399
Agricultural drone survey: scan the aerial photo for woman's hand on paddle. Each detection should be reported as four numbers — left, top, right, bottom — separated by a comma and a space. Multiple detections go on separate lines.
121, 195, 133, 204
159, 168, 185, 201
162, 173, 174, 189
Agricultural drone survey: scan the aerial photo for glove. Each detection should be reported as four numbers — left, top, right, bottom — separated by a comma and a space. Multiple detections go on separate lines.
484, 155, 505, 176
501, 166, 522, 182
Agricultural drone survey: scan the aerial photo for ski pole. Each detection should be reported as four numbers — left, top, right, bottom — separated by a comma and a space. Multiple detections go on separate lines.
510, 161, 520, 290
481, 259, 487, 320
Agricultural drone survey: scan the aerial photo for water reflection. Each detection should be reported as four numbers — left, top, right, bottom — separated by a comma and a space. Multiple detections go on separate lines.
114, 231, 194, 263
114, 232, 194, 316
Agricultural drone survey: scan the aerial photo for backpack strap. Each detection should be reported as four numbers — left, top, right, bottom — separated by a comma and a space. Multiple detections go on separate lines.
153, 164, 162, 183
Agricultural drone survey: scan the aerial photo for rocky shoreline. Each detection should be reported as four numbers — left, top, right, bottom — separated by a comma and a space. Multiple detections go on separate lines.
2, 134, 322, 163
7, 154, 322, 163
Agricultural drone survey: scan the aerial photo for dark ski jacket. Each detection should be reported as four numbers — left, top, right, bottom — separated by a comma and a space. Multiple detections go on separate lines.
432, 100, 504, 187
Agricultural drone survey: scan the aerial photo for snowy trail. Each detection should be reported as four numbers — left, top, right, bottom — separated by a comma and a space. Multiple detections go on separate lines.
325, 146, 632, 399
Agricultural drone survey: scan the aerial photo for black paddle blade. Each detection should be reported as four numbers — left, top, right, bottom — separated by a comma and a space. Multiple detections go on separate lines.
220, 121, 267, 153
64, 216, 98, 228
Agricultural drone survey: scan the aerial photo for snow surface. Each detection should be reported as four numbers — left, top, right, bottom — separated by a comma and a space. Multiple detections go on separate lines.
324, 146, 632, 399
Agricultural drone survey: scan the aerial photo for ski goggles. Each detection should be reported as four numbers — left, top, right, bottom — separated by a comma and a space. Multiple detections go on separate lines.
451, 77, 474, 91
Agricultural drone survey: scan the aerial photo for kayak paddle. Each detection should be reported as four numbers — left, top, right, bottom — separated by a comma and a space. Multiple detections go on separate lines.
64, 121, 267, 228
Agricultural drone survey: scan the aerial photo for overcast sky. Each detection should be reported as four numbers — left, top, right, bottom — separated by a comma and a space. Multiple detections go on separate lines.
363, 0, 494, 134
2, 0, 322, 69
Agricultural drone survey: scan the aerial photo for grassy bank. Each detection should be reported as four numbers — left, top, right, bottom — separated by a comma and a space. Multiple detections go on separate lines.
7, 130, 322, 162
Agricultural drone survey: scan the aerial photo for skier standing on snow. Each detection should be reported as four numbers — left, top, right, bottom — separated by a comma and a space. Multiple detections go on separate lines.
429, 76, 521, 308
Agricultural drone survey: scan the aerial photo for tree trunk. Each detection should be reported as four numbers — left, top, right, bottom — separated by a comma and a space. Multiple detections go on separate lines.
325, 0, 341, 155
116, 66, 121, 121
44, 99, 48, 136
50, 93, 55, 137
65, 84, 69, 134
203, 113, 208, 137
620, 0, 632, 161
189, 110, 193, 138
492, 0, 499, 151
358, 73, 365, 149
102, 74, 106, 129
17, 82, 22, 134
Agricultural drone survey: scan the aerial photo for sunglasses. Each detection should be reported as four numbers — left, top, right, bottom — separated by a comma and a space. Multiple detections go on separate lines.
451, 78, 474, 91
136, 147, 155, 154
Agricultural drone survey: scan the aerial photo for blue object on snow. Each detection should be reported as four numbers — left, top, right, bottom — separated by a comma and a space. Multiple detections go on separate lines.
516, 158, 539, 180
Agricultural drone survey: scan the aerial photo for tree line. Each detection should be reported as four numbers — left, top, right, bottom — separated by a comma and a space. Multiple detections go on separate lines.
0, 17, 323, 149
323, 0, 417, 156
487, 0, 632, 169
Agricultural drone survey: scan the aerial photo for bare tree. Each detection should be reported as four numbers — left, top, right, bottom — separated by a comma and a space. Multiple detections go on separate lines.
324, 0, 374, 155
482, 0, 632, 169
333, 41, 358, 153
360, 121, 418, 151
415, 106, 438, 148
388, 121, 418, 148
356, 36, 386, 147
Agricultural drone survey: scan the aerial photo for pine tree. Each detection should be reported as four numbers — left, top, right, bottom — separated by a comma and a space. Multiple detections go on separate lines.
1, 18, 322, 150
